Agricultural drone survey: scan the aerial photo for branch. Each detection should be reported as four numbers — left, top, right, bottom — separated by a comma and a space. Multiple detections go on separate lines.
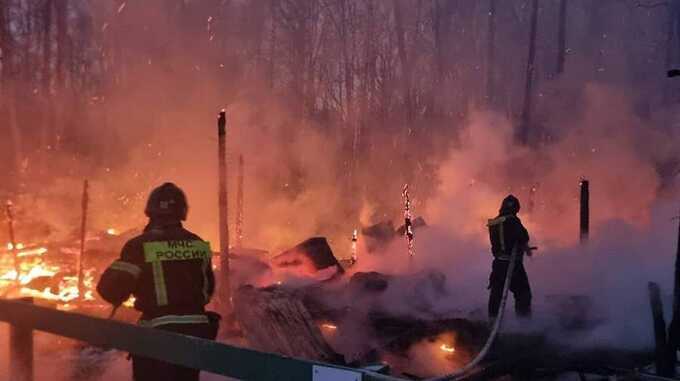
635, 1, 669, 9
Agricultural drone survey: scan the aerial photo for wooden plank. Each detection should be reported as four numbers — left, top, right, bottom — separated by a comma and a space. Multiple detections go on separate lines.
233, 285, 342, 364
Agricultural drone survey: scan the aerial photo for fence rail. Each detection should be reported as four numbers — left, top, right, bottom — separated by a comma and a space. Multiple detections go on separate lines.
0, 298, 403, 381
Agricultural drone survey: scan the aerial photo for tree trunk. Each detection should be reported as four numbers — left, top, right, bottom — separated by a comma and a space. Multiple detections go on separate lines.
54, 0, 67, 149
393, 0, 412, 122
486, 0, 497, 105
0, 1, 22, 177
587, 1, 604, 75
55, 0, 67, 88
41, 0, 53, 171
268, 0, 277, 89
42, 0, 52, 92
7, 86, 22, 177
518, 0, 539, 145
432, 0, 454, 114
556, 0, 567, 75
666, 0, 680, 104
0, 0, 7, 87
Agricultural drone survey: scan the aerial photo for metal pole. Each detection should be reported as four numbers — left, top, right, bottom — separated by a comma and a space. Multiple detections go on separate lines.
9, 297, 34, 381
217, 110, 231, 306
78, 180, 89, 300
580, 179, 589, 243
6, 200, 18, 282
236, 154, 244, 248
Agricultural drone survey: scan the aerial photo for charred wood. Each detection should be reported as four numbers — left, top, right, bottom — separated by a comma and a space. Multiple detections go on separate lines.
233, 285, 344, 364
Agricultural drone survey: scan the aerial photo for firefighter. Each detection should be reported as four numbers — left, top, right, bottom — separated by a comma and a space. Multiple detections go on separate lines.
97, 182, 219, 381
487, 194, 532, 319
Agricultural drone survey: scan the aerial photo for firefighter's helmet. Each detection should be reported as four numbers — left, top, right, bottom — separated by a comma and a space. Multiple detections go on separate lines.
499, 194, 520, 215
144, 182, 188, 220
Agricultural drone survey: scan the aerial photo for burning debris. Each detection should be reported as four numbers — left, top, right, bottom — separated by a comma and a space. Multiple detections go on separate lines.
361, 217, 427, 255
402, 184, 415, 258
0, 222, 137, 307
272, 237, 344, 279
233, 285, 344, 364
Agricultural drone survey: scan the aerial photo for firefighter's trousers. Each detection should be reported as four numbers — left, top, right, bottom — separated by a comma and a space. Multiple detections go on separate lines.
132, 313, 220, 381
488, 259, 531, 319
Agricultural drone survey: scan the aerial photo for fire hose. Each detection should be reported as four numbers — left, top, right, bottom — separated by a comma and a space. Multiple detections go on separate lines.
427, 245, 521, 381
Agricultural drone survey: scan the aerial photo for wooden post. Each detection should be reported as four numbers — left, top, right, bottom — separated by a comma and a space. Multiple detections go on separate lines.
78, 180, 89, 300
217, 110, 231, 306
649, 282, 675, 376
236, 154, 244, 248
5, 200, 18, 281
579, 179, 589, 243
9, 297, 34, 381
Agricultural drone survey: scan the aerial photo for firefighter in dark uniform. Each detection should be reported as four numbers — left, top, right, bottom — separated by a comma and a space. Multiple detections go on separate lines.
97, 182, 219, 381
487, 194, 532, 319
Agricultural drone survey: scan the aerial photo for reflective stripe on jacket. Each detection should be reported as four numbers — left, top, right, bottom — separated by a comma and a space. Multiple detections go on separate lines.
97, 221, 215, 319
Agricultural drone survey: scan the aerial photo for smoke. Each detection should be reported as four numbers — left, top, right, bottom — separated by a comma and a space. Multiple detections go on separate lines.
342, 83, 680, 354
1, 1, 680, 378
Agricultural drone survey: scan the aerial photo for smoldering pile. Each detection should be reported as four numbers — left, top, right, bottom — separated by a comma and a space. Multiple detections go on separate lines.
229, 229, 652, 380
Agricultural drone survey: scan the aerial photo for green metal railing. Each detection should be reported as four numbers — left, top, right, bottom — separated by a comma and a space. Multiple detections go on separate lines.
0, 298, 403, 381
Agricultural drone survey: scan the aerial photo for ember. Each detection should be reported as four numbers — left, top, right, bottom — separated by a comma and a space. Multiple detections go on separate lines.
440, 344, 455, 353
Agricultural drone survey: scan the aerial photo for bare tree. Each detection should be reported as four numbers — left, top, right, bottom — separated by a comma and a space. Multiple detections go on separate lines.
519, 0, 539, 145
556, 0, 567, 75
393, 0, 413, 121
486, 0, 497, 105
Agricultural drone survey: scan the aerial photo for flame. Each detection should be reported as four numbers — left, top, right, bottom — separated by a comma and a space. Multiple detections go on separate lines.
6, 242, 24, 250
17, 247, 48, 257
106, 228, 119, 236
123, 295, 136, 307
0, 262, 96, 303
321, 323, 338, 330
440, 344, 456, 353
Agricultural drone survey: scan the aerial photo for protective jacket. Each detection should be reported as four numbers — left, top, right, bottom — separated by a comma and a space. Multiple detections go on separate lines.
487, 214, 529, 260
97, 220, 215, 321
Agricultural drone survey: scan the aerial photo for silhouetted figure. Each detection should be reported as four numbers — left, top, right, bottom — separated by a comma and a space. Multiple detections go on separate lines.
487, 195, 532, 319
